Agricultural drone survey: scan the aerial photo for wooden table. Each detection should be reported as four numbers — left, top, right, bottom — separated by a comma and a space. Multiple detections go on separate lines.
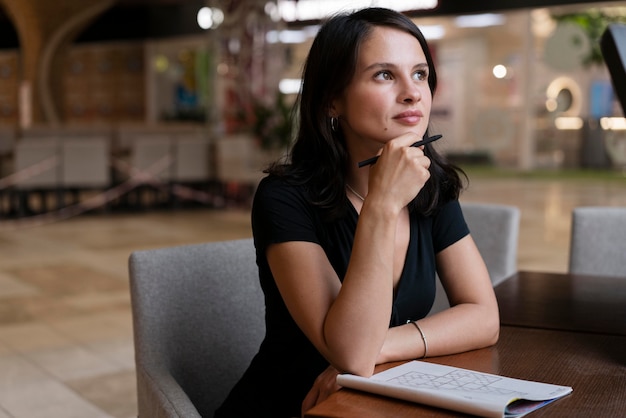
496, 270, 626, 336
305, 271, 626, 417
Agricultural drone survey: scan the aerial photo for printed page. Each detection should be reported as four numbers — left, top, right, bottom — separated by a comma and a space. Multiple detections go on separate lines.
337, 361, 572, 418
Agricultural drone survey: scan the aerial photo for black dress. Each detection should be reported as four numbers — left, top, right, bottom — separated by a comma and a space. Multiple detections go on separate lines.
215, 175, 469, 417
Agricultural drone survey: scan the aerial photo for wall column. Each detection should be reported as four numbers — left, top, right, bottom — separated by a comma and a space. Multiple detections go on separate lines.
0, 0, 115, 127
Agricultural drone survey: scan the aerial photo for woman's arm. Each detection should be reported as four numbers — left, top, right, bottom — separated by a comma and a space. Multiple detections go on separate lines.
267, 201, 398, 377
268, 134, 431, 377
377, 234, 500, 363
301, 233, 499, 414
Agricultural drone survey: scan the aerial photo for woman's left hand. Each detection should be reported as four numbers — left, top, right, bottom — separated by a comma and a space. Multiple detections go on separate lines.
301, 365, 340, 417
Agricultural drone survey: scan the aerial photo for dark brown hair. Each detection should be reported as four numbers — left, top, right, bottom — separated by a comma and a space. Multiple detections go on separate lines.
268, 7, 465, 220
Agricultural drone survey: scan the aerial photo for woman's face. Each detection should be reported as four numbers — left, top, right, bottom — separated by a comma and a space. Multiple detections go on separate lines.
333, 26, 432, 153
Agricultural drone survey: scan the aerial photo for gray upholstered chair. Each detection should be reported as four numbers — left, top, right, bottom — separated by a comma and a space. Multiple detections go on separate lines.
568, 206, 626, 277
128, 238, 264, 417
429, 202, 521, 315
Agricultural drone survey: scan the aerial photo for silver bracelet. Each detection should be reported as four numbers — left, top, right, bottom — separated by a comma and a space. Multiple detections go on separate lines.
412, 321, 428, 358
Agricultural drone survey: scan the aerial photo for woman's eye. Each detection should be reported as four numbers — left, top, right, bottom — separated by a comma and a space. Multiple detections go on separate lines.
413, 70, 428, 81
374, 71, 392, 81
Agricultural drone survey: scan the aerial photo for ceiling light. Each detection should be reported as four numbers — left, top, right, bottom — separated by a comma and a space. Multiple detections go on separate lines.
455, 13, 505, 28
279, 78, 302, 95
555, 117, 583, 130
600, 117, 626, 130
274, 0, 438, 22
492, 64, 507, 79
420, 25, 445, 40
197, 7, 224, 30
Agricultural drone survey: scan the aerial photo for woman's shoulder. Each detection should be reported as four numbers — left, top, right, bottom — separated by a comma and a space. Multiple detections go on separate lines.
429, 198, 465, 226
255, 174, 312, 209
252, 173, 321, 246
437, 198, 462, 215
258, 173, 307, 195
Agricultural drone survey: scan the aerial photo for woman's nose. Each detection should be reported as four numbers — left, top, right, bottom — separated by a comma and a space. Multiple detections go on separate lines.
400, 79, 421, 103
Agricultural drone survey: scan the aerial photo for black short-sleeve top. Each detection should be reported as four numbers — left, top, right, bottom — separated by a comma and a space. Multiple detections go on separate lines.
215, 174, 469, 418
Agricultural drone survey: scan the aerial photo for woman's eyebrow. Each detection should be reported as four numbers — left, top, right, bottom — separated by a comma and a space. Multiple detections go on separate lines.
362, 62, 394, 72
363, 62, 428, 72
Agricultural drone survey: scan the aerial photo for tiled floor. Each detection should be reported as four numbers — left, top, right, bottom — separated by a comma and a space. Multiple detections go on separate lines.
0, 173, 625, 417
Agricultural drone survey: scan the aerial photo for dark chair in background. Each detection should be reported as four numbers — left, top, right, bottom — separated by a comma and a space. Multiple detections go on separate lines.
601, 23, 626, 114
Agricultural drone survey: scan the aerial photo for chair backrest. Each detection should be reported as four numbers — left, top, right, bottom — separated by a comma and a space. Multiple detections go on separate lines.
568, 206, 626, 277
215, 134, 264, 183
430, 202, 520, 315
130, 135, 173, 182
14, 137, 60, 189
0, 126, 14, 155
172, 134, 210, 182
61, 136, 111, 188
462, 202, 520, 285
129, 238, 265, 417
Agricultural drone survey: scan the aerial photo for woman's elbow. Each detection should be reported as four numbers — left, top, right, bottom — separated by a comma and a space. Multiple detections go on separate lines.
487, 321, 500, 346
323, 329, 380, 377
332, 352, 377, 377
484, 306, 500, 346
341, 363, 376, 378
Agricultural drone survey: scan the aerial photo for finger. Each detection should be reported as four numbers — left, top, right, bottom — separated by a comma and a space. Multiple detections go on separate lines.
416, 153, 431, 168
394, 131, 426, 147
399, 145, 427, 167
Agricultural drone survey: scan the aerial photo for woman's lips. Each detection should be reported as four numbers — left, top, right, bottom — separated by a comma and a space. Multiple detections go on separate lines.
393, 110, 423, 124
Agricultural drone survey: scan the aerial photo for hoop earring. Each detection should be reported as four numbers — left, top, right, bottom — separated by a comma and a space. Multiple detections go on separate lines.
330, 117, 339, 132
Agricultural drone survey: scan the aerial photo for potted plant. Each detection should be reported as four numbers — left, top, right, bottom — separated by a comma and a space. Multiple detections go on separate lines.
252, 92, 294, 151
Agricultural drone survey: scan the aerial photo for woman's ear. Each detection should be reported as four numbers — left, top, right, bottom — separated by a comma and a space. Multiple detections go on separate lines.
329, 97, 343, 118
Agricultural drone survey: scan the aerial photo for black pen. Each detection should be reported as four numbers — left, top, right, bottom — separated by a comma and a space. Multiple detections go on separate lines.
358, 134, 443, 168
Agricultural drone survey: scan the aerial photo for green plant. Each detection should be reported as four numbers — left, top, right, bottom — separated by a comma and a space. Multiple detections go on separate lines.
252, 92, 294, 150
553, 10, 626, 67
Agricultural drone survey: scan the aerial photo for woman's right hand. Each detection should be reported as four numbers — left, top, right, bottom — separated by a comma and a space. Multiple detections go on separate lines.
301, 365, 341, 417
367, 132, 431, 212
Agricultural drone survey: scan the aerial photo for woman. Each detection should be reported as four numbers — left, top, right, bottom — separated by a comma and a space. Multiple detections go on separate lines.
215, 7, 499, 418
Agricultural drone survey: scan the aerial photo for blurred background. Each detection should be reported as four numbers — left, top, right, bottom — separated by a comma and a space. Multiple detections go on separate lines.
0, 1, 625, 417
0, 0, 625, 219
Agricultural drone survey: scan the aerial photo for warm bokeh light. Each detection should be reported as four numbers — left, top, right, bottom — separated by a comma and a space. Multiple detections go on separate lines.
197, 7, 224, 30
600, 117, 626, 131
279, 78, 302, 95
554, 116, 583, 130
154, 55, 169, 73
455, 13, 505, 28
274, 0, 437, 22
492, 64, 507, 79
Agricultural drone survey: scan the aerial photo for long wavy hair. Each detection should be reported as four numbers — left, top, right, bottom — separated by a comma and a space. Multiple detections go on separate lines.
268, 7, 466, 221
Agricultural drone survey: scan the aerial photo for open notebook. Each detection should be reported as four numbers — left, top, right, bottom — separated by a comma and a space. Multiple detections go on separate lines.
337, 361, 572, 418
